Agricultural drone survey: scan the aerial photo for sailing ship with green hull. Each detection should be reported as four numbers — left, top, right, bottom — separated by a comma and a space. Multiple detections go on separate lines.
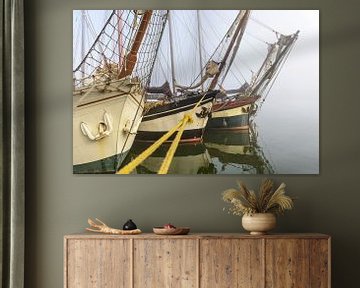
206, 12, 299, 130
73, 10, 167, 173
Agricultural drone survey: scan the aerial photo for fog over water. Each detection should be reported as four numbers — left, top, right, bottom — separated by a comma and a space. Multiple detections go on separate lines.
253, 10, 319, 174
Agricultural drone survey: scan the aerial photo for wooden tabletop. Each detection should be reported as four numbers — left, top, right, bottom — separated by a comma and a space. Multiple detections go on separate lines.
64, 232, 330, 240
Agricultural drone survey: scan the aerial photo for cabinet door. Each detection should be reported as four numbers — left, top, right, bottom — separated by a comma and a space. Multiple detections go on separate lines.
265, 239, 310, 288
65, 239, 131, 288
309, 239, 330, 288
134, 239, 198, 288
200, 239, 264, 288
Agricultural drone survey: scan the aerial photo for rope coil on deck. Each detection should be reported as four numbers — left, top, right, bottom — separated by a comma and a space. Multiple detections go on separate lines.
117, 93, 207, 174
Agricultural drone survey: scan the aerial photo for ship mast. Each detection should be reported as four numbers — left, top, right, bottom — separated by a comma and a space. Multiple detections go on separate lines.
168, 11, 177, 94
80, 10, 86, 80
118, 10, 153, 79
219, 11, 250, 86
197, 10, 204, 92
116, 10, 124, 71
209, 10, 250, 90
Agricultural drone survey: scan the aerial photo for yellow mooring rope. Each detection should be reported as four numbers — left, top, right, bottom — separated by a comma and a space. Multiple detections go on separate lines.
158, 114, 192, 174
117, 92, 207, 174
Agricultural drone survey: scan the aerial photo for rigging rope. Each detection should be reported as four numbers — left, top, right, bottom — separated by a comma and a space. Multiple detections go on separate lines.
175, 60, 220, 90
85, 11, 99, 40
250, 16, 279, 35
116, 118, 186, 174
245, 31, 269, 45
73, 10, 168, 88
157, 115, 191, 174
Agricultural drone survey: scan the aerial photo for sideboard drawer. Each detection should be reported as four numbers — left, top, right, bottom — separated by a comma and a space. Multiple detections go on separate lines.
66, 239, 131, 288
134, 239, 198, 287
200, 239, 263, 287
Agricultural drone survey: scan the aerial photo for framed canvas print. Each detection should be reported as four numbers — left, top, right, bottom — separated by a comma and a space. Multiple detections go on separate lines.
73, 10, 319, 175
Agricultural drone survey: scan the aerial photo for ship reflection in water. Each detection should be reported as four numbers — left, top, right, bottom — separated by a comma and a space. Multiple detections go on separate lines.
127, 142, 214, 174
124, 124, 274, 174
203, 126, 274, 174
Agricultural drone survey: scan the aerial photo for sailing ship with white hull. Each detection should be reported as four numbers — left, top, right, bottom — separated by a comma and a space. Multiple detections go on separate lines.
135, 10, 252, 143
73, 10, 167, 173
206, 12, 299, 130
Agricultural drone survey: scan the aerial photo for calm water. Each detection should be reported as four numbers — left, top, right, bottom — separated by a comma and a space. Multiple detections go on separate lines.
122, 125, 275, 175
122, 111, 318, 175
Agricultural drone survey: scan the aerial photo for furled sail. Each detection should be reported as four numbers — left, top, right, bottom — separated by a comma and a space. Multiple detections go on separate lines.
250, 31, 299, 96
174, 60, 220, 91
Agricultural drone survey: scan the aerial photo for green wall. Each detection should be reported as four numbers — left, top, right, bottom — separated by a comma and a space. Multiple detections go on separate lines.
25, 0, 360, 287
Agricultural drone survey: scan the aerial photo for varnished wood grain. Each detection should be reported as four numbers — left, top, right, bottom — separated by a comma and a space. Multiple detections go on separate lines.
200, 239, 264, 288
65, 233, 330, 240
310, 239, 330, 288
64, 234, 330, 288
265, 239, 310, 288
66, 239, 131, 288
133, 239, 198, 288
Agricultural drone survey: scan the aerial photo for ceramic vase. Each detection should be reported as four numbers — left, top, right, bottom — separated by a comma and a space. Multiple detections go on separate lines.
242, 213, 276, 235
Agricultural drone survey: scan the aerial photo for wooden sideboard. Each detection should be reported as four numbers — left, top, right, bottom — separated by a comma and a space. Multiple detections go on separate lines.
64, 233, 330, 288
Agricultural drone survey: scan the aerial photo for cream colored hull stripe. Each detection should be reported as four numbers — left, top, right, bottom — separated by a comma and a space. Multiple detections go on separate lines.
212, 104, 251, 118
139, 102, 213, 132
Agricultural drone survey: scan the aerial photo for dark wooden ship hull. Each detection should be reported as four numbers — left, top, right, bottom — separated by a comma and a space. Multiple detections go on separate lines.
136, 91, 217, 143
